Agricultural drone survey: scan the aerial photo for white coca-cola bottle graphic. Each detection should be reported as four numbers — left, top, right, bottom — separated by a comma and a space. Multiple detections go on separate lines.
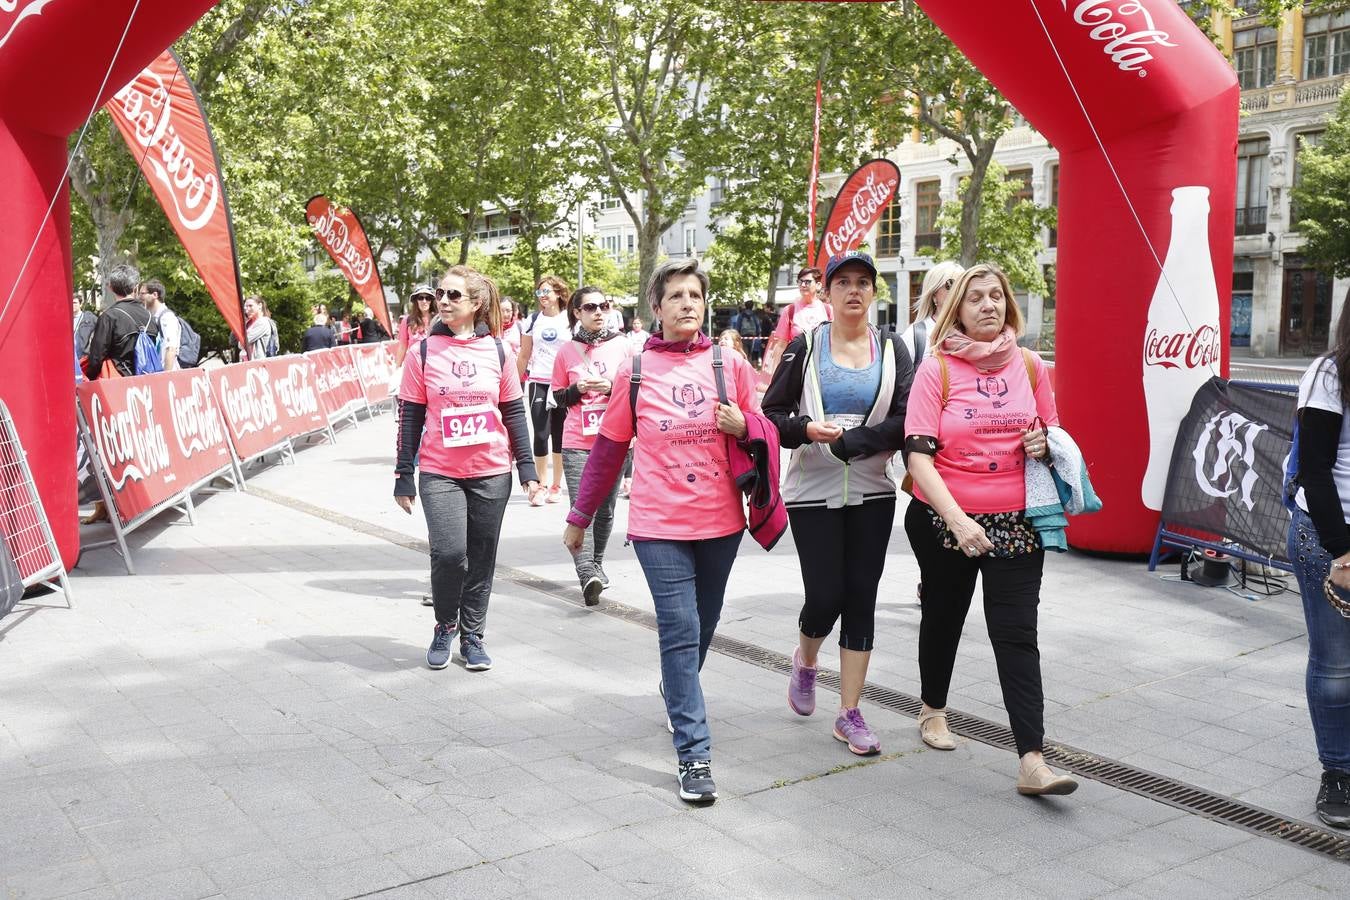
1141, 186, 1222, 510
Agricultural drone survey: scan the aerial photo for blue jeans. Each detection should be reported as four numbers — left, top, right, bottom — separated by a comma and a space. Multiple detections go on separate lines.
633, 531, 743, 762
1287, 508, 1350, 771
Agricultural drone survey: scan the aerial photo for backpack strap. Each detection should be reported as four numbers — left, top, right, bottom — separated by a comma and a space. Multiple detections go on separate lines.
420, 334, 428, 370
712, 344, 728, 405
913, 320, 927, 366
1022, 347, 1038, 392
628, 351, 643, 422
495, 337, 505, 369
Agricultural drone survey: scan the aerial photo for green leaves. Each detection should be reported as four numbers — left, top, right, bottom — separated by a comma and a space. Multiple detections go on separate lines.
1290, 88, 1350, 280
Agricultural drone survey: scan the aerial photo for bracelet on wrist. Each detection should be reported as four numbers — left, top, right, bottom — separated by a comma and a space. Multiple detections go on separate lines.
1333, 560, 1350, 570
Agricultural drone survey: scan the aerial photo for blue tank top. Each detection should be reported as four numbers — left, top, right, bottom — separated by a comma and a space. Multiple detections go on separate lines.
816, 325, 881, 419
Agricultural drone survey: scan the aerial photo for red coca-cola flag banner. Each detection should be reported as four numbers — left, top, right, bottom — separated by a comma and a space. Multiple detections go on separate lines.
305, 195, 391, 335
807, 80, 823, 262
76, 369, 234, 525
212, 357, 327, 463
307, 346, 367, 422
812, 159, 900, 272
105, 49, 248, 344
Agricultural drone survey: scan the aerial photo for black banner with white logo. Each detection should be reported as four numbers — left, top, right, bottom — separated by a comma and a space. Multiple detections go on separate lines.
1161, 377, 1297, 563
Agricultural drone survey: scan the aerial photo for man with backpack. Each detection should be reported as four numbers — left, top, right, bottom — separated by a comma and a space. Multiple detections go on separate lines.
85, 264, 158, 380
138, 279, 180, 371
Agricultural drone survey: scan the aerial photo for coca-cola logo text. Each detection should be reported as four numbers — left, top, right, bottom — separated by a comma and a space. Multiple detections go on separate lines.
274, 363, 321, 418
219, 369, 280, 438
821, 170, 898, 260
1143, 324, 1220, 371
90, 388, 171, 491
168, 377, 226, 458
112, 68, 220, 230
0, 1, 54, 53
308, 205, 374, 286
1062, 1, 1178, 77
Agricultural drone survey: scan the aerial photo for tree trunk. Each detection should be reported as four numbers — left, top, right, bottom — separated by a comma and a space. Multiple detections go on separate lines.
70, 145, 133, 308
764, 201, 791, 309
957, 140, 998, 266
638, 217, 664, 312
458, 210, 475, 265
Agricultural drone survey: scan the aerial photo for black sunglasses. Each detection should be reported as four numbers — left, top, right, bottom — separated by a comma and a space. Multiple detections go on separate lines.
579, 301, 612, 313
434, 288, 464, 302
413, 293, 434, 302
798, 278, 816, 286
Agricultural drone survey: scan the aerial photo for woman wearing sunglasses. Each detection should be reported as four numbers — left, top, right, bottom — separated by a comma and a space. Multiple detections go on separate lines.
762, 265, 833, 377
551, 287, 634, 605
395, 285, 437, 366
519, 276, 571, 504
395, 266, 544, 673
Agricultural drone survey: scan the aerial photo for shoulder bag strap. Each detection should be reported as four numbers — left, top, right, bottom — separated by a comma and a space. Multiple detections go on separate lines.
628, 351, 643, 421
938, 354, 950, 407
712, 344, 728, 405
914, 319, 927, 366
1022, 347, 1038, 392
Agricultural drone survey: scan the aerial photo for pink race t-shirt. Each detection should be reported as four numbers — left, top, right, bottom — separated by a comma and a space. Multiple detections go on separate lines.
399, 334, 523, 480
904, 351, 1057, 513
599, 345, 761, 541
772, 299, 832, 343
551, 336, 634, 451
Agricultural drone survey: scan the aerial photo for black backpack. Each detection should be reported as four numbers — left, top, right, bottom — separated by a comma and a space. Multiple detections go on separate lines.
176, 316, 202, 367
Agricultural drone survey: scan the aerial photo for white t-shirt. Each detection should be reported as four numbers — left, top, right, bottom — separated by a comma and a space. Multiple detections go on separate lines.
626, 328, 650, 351
1295, 358, 1350, 518
899, 316, 936, 367
154, 307, 182, 369
524, 311, 570, 383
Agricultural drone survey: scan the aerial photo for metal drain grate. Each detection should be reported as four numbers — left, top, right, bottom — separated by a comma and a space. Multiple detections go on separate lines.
252, 489, 1350, 864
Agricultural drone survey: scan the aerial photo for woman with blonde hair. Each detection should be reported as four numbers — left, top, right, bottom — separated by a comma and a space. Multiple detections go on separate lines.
901, 260, 964, 367
903, 262, 1075, 797
717, 328, 749, 362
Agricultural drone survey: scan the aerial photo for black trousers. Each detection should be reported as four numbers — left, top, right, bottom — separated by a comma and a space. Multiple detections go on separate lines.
527, 381, 564, 457
904, 499, 1046, 755
788, 498, 895, 652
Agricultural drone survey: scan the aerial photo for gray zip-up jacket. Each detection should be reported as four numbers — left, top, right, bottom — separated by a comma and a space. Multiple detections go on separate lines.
762, 323, 913, 509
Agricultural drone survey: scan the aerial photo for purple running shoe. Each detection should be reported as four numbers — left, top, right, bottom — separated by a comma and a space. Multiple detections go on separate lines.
788, 648, 817, 716
833, 707, 880, 756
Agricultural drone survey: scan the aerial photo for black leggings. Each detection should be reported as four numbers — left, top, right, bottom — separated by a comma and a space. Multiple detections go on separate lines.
787, 498, 895, 652
904, 499, 1046, 756
527, 381, 564, 457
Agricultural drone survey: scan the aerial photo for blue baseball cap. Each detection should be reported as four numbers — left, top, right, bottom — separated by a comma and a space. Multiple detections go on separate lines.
824, 251, 878, 288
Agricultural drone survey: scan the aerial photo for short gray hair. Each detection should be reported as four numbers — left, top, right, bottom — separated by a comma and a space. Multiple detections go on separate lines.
107, 263, 140, 298
646, 258, 709, 315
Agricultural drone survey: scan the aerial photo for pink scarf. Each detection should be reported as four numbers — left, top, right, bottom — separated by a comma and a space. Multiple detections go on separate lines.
940, 326, 1018, 372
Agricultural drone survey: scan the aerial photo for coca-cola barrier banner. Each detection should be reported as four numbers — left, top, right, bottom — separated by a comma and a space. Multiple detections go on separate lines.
213, 357, 328, 462
305, 195, 392, 336
796, 0, 1239, 553
76, 369, 234, 526
1, 0, 217, 569
105, 49, 248, 345
307, 345, 368, 421
812, 159, 899, 272
351, 342, 399, 406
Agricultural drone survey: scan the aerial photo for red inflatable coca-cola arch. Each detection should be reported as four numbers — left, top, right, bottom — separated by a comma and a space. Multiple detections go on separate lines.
1, 0, 1235, 565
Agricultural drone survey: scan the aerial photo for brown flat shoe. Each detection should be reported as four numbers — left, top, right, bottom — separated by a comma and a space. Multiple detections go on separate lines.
1017, 763, 1078, 796
918, 708, 956, 751
80, 501, 109, 525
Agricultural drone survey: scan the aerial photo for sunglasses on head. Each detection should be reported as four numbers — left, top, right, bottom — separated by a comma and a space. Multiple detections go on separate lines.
943, 278, 954, 290
434, 288, 464, 302
579, 301, 611, 313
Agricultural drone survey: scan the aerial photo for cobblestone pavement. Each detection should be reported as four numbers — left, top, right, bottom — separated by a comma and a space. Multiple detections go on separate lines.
2, 412, 1347, 898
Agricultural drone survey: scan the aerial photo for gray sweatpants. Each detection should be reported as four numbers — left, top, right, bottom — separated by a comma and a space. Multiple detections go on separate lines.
419, 471, 511, 636
562, 448, 620, 587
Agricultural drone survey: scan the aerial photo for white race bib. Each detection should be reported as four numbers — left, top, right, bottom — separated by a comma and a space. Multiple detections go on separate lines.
580, 401, 607, 437
826, 414, 864, 430
441, 403, 497, 448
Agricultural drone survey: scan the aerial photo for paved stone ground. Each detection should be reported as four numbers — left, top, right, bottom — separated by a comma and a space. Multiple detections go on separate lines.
2, 410, 1347, 898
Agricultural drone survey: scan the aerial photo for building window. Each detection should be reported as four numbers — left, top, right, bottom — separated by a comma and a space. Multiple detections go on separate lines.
1234, 26, 1278, 90
908, 271, 925, 320
1305, 12, 1350, 80
600, 231, 622, 260
1232, 263, 1253, 348
683, 226, 697, 256
1005, 168, 1033, 210
626, 232, 635, 255
710, 178, 727, 207
1235, 137, 1269, 236
1047, 164, 1060, 248
877, 201, 903, 257
596, 197, 622, 211
915, 180, 942, 251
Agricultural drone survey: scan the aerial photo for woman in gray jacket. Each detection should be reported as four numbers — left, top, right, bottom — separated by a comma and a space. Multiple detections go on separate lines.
762, 251, 913, 756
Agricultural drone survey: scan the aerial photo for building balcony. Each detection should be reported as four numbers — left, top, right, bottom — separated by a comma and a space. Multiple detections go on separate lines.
1240, 74, 1348, 114
915, 232, 942, 251
1235, 206, 1267, 236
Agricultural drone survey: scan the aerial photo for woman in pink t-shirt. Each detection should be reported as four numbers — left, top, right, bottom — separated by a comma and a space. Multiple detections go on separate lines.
902, 263, 1075, 797
394, 285, 436, 366
499, 296, 523, 360
762, 265, 833, 377
562, 259, 759, 805
395, 266, 544, 674
551, 286, 633, 605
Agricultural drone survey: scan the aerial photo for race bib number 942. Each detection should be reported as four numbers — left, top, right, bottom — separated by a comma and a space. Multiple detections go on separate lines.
441, 403, 497, 448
